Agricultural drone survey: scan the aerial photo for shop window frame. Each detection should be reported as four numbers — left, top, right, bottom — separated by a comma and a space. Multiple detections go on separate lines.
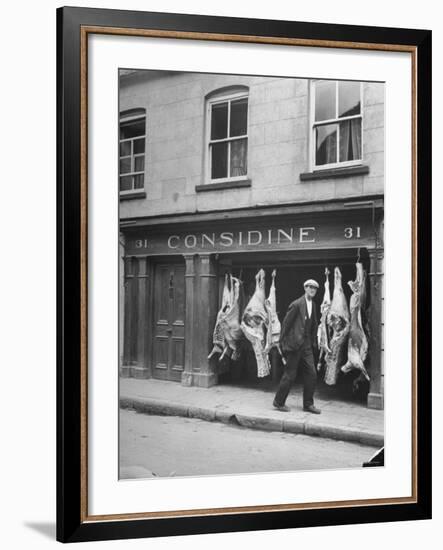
309, 80, 364, 172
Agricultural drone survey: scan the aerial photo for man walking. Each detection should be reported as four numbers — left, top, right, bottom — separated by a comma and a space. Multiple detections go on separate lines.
273, 279, 321, 414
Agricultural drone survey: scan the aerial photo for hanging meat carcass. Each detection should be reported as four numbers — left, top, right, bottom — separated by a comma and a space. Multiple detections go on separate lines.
341, 262, 370, 381
218, 275, 244, 360
324, 267, 350, 385
208, 273, 232, 359
350, 266, 372, 391
317, 267, 332, 370
241, 269, 271, 377
264, 269, 283, 359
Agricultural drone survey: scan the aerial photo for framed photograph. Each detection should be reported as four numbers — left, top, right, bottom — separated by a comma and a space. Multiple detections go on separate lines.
57, 6, 432, 543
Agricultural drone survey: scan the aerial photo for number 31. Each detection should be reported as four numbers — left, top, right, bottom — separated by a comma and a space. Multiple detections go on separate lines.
344, 227, 361, 239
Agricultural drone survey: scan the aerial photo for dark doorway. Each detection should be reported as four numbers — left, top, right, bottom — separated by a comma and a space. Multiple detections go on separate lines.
217, 249, 370, 402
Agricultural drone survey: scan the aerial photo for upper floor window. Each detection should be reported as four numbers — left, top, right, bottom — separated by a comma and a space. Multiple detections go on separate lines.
119, 109, 146, 193
207, 89, 248, 183
312, 80, 362, 169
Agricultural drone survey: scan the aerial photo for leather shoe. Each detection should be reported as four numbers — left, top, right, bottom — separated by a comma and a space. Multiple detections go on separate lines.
303, 405, 321, 414
273, 401, 290, 412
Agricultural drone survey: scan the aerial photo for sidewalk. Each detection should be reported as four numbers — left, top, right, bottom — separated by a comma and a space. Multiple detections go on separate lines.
120, 378, 384, 447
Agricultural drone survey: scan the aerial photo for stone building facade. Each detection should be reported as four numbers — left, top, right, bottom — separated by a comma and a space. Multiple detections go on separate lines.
119, 70, 384, 409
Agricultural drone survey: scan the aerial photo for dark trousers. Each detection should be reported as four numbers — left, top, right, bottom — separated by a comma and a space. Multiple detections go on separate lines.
273, 343, 317, 408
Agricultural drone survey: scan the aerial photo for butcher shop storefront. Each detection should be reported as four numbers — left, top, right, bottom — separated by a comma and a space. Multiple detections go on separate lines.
120, 198, 384, 409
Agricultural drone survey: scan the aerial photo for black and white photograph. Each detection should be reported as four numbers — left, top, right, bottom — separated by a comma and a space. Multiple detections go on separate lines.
118, 69, 385, 479
0, 0, 436, 545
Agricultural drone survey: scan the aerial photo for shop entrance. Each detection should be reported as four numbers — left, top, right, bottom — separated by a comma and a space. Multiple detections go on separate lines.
151, 261, 186, 382
217, 248, 371, 402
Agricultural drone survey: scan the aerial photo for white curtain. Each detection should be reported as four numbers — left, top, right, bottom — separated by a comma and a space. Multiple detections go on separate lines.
230, 139, 248, 177
340, 119, 362, 161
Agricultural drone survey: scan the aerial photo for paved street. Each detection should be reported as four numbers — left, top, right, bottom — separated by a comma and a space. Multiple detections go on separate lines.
119, 410, 379, 479
120, 378, 384, 447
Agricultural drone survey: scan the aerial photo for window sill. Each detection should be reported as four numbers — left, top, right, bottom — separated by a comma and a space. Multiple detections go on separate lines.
119, 190, 147, 201
195, 179, 251, 192
299, 164, 369, 181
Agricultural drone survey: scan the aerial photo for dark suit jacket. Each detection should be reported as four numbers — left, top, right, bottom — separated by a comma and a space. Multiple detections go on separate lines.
279, 296, 318, 354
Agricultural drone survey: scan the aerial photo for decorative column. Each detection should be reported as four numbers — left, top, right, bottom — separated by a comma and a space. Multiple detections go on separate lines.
132, 256, 152, 379
195, 253, 219, 387
181, 253, 218, 387
367, 248, 384, 409
181, 254, 197, 386
121, 256, 134, 377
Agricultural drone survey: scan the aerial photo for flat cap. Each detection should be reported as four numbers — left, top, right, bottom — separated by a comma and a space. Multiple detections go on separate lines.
304, 279, 319, 289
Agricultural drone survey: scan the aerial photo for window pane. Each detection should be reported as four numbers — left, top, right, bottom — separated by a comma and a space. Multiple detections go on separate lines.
134, 174, 144, 189
119, 157, 131, 174
133, 138, 145, 154
315, 124, 338, 165
119, 141, 131, 156
120, 118, 145, 140
315, 81, 336, 121
120, 176, 133, 191
134, 156, 145, 172
230, 98, 248, 137
339, 119, 362, 162
230, 139, 247, 177
339, 81, 361, 118
211, 142, 228, 179
211, 102, 228, 140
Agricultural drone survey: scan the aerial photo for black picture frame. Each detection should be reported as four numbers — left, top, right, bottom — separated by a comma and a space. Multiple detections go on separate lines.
57, 6, 432, 543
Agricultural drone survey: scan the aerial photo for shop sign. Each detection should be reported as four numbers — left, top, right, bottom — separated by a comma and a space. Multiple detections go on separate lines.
124, 217, 376, 256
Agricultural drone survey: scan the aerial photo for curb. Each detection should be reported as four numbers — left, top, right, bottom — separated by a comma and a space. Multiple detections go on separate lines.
120, 396, 384, 447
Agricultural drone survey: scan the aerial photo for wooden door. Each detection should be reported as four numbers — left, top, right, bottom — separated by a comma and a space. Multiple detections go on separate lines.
152, 262, 185, 381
